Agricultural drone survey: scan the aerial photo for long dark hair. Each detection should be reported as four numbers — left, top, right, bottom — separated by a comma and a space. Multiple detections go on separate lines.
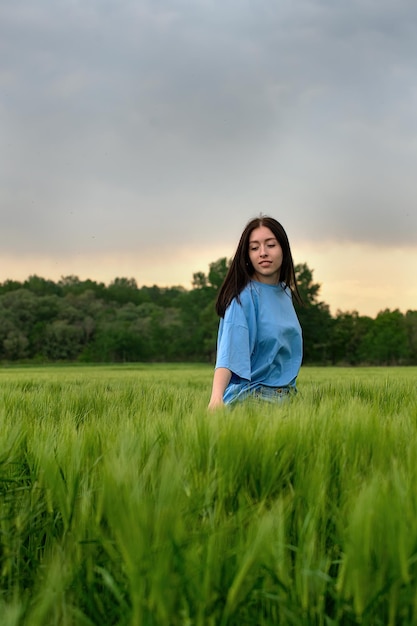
215, 216, 302, 317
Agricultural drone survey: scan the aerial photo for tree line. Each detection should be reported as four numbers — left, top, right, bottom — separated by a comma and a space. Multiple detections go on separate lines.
0, 259, 416, 365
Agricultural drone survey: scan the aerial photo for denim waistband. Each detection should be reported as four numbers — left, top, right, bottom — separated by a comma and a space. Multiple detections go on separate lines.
254, 385, 295, 395
246, 385, 297, 404
226, 382, 297, 405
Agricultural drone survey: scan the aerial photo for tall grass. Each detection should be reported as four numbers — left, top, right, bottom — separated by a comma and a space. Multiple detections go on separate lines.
0, 364, 416, 625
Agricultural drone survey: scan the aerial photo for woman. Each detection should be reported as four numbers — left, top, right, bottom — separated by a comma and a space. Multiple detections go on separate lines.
208, 216, 303, 409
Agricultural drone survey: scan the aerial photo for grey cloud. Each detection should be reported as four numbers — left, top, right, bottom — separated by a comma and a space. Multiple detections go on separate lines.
1, 0, 417, 259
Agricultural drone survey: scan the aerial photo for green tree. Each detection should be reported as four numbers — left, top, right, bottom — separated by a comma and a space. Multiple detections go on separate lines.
0, 279, 24, 295
359, 309, 409, 365
24, 275, 61, 296
208, 257, 230, 289
182, 259, 229, 361
294, 264, 333, 363
107, 277, 140, 305
192, 272, 208, 289
331, 311, 374, 365
58, 276, 107, 300
3, 330, 29, 360
0, 303, 18, 358
1, 289, 38, 337
58, 275, 84, 294
294, 262, 321, 305
42, 321, 84, 360
405, 310, 417, 364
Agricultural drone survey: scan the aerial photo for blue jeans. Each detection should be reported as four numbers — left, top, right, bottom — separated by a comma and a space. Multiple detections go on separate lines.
229, 384, 296, 405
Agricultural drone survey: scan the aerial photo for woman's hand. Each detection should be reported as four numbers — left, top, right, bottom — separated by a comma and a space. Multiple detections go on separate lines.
207, 396, 225, 411
208, 367, 232, 410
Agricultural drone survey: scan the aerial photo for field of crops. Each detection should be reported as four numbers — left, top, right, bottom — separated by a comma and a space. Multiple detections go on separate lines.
0, 364, 416, 626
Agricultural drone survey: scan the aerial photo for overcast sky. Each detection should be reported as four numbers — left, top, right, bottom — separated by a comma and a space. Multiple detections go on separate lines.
1, 0, 416, 316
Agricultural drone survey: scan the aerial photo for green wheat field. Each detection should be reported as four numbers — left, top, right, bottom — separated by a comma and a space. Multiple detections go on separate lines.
0, 364, 416, 626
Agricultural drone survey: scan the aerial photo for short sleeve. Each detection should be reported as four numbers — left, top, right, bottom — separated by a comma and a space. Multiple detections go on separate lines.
215, 300, 251, 381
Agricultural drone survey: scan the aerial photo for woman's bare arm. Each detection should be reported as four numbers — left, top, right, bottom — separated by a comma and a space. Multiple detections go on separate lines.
208, 367, 232, 410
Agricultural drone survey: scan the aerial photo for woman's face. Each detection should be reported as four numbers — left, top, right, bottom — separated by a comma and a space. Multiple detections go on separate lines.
248, 225, 283, 285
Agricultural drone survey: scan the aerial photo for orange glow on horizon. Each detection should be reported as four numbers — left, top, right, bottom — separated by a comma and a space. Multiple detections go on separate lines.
1, 242, 416, 318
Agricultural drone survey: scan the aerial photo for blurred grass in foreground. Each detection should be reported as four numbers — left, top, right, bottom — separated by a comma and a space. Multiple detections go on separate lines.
0, 364, 416, 625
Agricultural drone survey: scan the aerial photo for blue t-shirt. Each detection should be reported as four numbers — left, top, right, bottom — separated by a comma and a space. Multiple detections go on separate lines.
215, 280, 303, 404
